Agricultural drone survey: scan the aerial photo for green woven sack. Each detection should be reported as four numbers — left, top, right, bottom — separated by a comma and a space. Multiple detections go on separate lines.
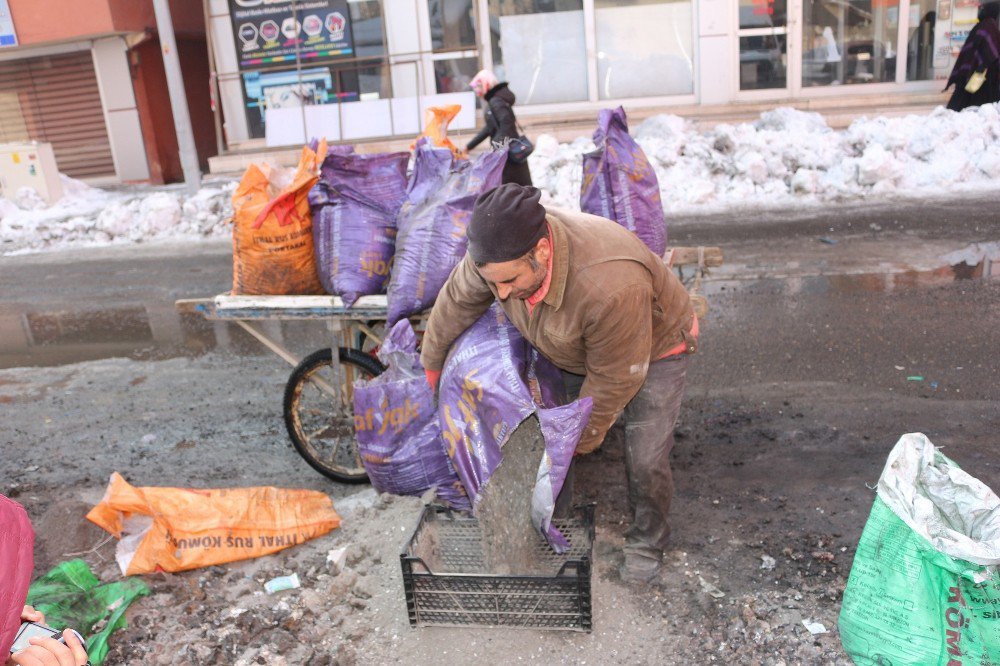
838, 434, 1000, 665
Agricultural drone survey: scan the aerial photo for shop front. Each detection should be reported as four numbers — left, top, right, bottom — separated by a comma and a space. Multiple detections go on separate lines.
731, 0, 972, 98
207, 0, 968, 152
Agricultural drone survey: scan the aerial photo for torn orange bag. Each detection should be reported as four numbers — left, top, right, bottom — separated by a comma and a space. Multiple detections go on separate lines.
231, 140, 328, 295
412, 105, 463, 158
87, 473, 340, 575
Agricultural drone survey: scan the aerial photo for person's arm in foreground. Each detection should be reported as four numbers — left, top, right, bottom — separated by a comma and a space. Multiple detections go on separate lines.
7, 606, 88, 666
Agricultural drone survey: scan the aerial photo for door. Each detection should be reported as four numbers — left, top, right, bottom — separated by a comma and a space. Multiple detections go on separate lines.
736, 0, 792, 93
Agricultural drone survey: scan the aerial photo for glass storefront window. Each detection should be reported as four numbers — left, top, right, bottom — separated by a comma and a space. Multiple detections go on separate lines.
738, 0, 788, 90
434, 56, 480, 92
739, 35, 787, 89
594, 0, 693, 99
428, 0, 478, 52
906, 2, 937, 81
487, 0, 588, 105
740, 0, 788, 30
802, 1, 899, 87
351, 0, 387, 58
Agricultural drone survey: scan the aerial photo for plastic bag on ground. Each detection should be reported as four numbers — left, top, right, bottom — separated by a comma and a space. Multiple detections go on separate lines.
86, 473, 341, 575
581, 106, 668, 255
386, 140, 506, 325
352, 320, 470, 510
26, 559, 149, 666
437, 304, 593, 551
411, 104, 463, 158
838, 433, 1000, 664
309, 150, 410, 305
231, 140, 327, 295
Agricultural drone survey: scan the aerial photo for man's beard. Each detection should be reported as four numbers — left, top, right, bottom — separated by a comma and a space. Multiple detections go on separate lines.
511, 252, 547, 300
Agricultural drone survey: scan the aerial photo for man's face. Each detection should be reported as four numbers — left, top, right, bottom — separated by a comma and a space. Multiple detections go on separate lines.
477, 239, 550, 302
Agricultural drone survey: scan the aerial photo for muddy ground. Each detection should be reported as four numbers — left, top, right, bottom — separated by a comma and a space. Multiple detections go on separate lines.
2, 195, 999, 664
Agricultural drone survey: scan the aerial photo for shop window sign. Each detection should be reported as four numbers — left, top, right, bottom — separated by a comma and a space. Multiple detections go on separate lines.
228, 0, 354, 69
229, 0, 358, 139
0, 0, 17, 48
752, 0, 774, 17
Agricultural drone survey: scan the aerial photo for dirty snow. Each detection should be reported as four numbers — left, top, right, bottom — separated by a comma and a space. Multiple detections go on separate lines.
0, 175, 234, 255
530, 103, 1000, 214
3, 103, 1000, 255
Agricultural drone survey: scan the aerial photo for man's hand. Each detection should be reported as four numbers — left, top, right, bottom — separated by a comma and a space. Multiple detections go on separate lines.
19, 606, 43, 624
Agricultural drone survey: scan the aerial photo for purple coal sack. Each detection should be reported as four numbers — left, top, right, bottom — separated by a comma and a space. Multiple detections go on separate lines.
386, 140, 506, 325
309, 150, 410, 306
580, 106, 667, 255
352, 320, 470, 511
437, 305, 593, 552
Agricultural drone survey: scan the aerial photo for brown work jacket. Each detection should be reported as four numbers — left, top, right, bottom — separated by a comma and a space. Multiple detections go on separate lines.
420, 206, 696, 454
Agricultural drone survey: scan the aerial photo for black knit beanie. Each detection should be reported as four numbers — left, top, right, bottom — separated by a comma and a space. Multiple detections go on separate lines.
467, 184, 548, 264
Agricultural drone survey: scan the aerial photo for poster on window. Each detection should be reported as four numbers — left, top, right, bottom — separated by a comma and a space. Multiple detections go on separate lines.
228, 0, 354, 70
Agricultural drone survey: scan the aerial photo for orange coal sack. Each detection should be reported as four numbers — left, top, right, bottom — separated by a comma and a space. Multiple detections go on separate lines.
86, 472, 341, 575
231, 141, 328, 295
412, 105, 463, 158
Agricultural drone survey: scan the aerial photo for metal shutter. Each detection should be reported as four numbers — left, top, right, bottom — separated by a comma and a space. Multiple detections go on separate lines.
0, 51, 116, 179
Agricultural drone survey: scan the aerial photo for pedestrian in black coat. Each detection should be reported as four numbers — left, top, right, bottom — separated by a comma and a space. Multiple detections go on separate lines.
945, 2, 1000, 111
466, 70, 533, 186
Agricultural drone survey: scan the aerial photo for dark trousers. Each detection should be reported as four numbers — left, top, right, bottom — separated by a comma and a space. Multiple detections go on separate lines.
502, 159, 532, 186
558, 355, 689, 560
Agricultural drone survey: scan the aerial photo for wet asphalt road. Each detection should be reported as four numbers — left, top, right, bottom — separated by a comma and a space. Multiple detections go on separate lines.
2, 195, 997, 385
1, 195, 996, 665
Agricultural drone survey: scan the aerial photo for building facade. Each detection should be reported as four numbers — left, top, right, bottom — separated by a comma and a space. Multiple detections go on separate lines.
209, 0, 972, 152
0, 0, 217, 183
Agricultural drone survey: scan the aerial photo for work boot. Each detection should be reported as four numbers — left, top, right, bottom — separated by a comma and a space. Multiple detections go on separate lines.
621, 551, 661, 584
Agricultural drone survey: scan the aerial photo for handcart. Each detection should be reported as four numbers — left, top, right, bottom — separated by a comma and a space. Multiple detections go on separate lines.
174, 294, 407, 484
174, 246, 721, 485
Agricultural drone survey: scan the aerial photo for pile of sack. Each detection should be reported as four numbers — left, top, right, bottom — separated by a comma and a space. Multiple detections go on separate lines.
229, 111, 506, 328
230, 105, 669, 312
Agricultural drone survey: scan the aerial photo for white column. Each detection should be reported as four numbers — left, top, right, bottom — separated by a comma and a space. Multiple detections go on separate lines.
152, 0, 202, 193
91, 37, 151, 182
207, 0, 250, 146
384, 0, 425, 98
697, 0, 734, 105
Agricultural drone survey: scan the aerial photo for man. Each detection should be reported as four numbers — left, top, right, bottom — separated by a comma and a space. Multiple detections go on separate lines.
420, 184, 697, 583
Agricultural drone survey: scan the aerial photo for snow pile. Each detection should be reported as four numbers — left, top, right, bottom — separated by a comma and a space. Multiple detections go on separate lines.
4, 103, 1000, 255
0, 175, 234, 255
529, 103, 1000, 214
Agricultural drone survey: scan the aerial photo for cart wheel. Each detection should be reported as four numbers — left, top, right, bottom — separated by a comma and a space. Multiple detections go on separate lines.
283, 347, 385, 483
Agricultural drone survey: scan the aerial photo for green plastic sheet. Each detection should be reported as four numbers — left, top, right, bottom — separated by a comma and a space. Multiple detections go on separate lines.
26, 559, 149, 665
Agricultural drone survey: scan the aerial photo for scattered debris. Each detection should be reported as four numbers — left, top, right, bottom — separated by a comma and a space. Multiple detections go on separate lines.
761, 554, 777, 570
698, 576, 726, 599
802, 619, 828, 635
263, 573, 300, 595
326, 547, 348, 574
906, 376, 924, 381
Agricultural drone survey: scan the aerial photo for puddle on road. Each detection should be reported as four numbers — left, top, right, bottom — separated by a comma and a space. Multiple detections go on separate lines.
0, 259, 993, 370
0, 304, 333, 370
699, 258, 996, 299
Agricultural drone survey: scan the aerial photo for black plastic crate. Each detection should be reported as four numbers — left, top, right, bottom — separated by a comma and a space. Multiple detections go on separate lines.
400, 504, 595, 631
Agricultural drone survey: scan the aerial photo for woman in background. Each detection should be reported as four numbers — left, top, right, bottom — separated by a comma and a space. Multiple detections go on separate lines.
466, 70, 533, 186
945, 2, 1000, 111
